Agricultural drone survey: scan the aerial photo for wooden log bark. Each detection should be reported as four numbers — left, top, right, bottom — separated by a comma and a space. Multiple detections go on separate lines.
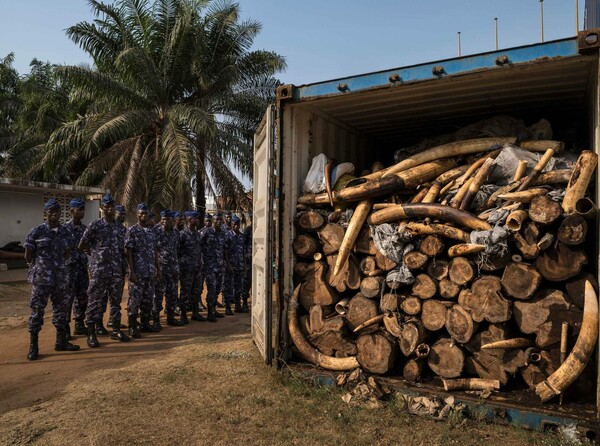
529, 195, 562, 225
411, 274, 437, 299
318, 223, 344, 255
400, 296, 422, 316
403, 359, 425, 382
419, 235, 445, 257
535, 243, 587, 282
356, 332, 398, 374
309, 305, 344, 335
562, 150, 598, 214
421, 300, 448, 331
426, 259, 449, 281
326, 254, 361, 293
439, 278, 461, 299
298, 210, 325, 231
345, 294, 379, 331
446, 304, 478, 343
458, 276, 511, 323
464, 324, 511, 385
557, 214, 587, 246
375, 250, 398, 271
501, 262, 542, 300
293, 234, 320, 258
428, 338, 465, 379
299, 260, 337, 310
448, 257, 475, 286
404, 251, 429, 270
309, 331, 358, 357
380, 293, 400, 312
400, 320, 429, 356
360, 276, 384, 298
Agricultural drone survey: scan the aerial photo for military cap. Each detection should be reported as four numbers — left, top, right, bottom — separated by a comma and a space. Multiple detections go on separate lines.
136, 203, 149, 212
231, 215, 240, 224
115, 204, 126, 212
69, 197, 85, 209
101, 193, 115, 205
174, 211, 182, 218
214, 212, 223, 218
44, 198, 61, 211
185, 211, 199, 218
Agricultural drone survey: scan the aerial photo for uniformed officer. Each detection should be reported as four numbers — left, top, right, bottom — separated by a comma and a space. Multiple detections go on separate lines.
223, 216, 245, 314
155, 210, 184, 327
64, 198, 89, 336
79, 193, 130, 347
24, 199, 80, 360
240, 212, 252, 313
179, 211, 205, 323
223, 211, 232, 231
108, 204, 128, 329
198, 212, 213, 310
200, 212, 226, 322
146, 211, 163, 331
175, 211, 185, 231
125, 203, 160, 336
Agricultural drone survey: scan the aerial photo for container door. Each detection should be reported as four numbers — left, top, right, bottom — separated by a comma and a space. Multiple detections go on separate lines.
251, 105, 276, 365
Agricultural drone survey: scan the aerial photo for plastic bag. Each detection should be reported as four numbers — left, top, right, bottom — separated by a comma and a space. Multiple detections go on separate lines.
302, 154, 328, 194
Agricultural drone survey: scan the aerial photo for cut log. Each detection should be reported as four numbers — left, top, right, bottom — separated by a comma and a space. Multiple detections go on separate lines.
293, 234, 320, 258
447, 244, 486, 258
400, 320, 429, 357
298, 210, 325, 231
446, 304, 478, 343
299, 260, 337, 310
385, 272, 403, 291
426, 259, 449, 281
524, 222, 540, 244
448, 257, 475, 286
464, 324, 511, 385
421, 300, 448, 331
309, 305, 344, 335
562, 150, 598, 214
309, 331, 358, 357
428, 338, 465, 379
557, 214, 587, 246
318, 223, 344, 255
458, 276, 512, 323
439, 278, 461, 299
294, 262, 312, 282
359, 256, 379, 276
403, 251, 429, 270
521, 349, 560, 390
477, 249, 511, 272
356, 332, 398, 374
400, 296, 422, 316
513, 289, 582, 348
383, 311, 402, 338
411, 274, 437, 299
528, 195, 562, 225
380, 293, 400, 312
535, 243, 587, 282
566, 273, 598, 311
403, 359, 424, 382
375, 250, 397, 271
360, 276, 384, 298
345, 294, 379, 331
501, 262, 541, 300
419, 235, 445, 257
355, 227, 377, 255
326, 254, 361, 293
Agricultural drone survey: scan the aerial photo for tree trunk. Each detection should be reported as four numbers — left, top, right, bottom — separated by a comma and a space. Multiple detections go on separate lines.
360, 276, 384, 298
464, 324, 511, 385
403, 359, 425, 382
535, 243, 588, 282
439, 278, 461, 299
458, 276, 512, 323
411, 274, 437, 299
400, 296, 422, 316
299, 210, 325, 231
380, 293, 400, 312
309, 331, 357, 357
309, 305, 344, 335
528, 195, 562, 225
359, 256, 379, 275
293, 235, 320, 258
318, 223, 344, 254
428, 338, 465, 378
557, 214, 587, 246
404, 251, 429, 270
448, 257, 475, 286
326, 254, 361, 293
421, 300, 448, 331
427, 259, 449, 281
445, 304, 478, 343
400, 320, 429, 356
375, 250, 398, 271
195, 139, 207, 218
501, 262, 542, 300
298, 260, 337, 310
356, 332, 398, 374
419, 235, 445, 257
355, 227, 377, 255
345, 293, 379, 331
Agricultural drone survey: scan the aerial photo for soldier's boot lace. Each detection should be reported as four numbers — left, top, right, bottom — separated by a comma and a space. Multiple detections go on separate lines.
207, 304, 217, 323
87, 323, 100, 348
166, 312, 184, 326
27, 332, 39, 361
191, 302, 206, 322
225, 304, 234, 316
128, 316, 141, 338
111, 321, 130, 342
74, 319, 87, 335
96, 323, 109, 336
153, 313, 163, 331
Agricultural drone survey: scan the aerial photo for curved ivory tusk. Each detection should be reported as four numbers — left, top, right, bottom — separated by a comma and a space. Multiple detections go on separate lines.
403, 222, 470, 242
353, 314, 385, 333
535, 281, 599, 402
324, 158, 335, 207
368, 203, 491, 231
447, 244, 486, 258
481, 338, 534, 349
382, 137, 516, 178
520, 140, 565, 154
516, 148, 554, 192
443, 378, 500, 391
333, 200, 371, 276
562, 151, 598, 214
498, 188, 548, 203
288, 285, 359, 371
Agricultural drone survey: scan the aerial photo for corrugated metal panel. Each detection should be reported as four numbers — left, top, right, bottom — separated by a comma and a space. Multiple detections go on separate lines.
586, 0, 600, 29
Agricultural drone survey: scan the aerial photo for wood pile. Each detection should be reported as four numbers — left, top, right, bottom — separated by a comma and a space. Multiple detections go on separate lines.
289, 135, 600, 403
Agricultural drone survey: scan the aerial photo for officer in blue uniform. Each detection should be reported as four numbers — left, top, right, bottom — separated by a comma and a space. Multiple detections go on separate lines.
199, 212, 226, 322
108, 204, 128, 329
25, 199, 80, 360
178, 210, 205, 323
240, 212, 252, 313
223, 216, 245, 314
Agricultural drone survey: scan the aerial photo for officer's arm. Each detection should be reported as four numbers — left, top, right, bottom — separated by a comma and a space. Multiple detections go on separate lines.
24, 229, 36, 264
24, 247, 33, 264
78, 227, 91, 253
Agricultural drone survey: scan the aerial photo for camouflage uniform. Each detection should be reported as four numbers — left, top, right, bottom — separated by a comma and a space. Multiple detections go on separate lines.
178, 227, 202, 312
199, 226, 225, 307
25, 222, 71, 334
125, 224, 157, 319
112, 220, 128, 320
223, 228, 245, 307
81, 218, 127, 325
64, 219, 88, 322
147, 224, 161, 315
155, 225, 179, 315
241, 224, 252, 301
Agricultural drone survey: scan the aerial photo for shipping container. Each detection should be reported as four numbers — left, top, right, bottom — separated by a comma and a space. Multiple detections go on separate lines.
251, 29, 600, 436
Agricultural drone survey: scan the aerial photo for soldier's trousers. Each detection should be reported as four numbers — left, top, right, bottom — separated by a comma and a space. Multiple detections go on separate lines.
28, 284, 68, 334
127, 277, 153, 318
67, 265, 89, 321
241, 258, 251, 300
86, 275, 124, 325
179, 268, 200, 311
204, 269, 223, 306
223, 269, 244, 306
155, 272, 179, 315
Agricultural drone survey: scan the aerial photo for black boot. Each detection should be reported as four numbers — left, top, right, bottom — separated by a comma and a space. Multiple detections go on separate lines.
234, 301, 242, 313
241, 298, 249, 313
166, 312, 184, 326
66, 323, 73, 341
96, 322, 109, 336
225, 304, 234, 316
153, 313, 163, 331
107, 319, 114, 328
74, 318, 87, 335
191, 302, 206, 322
55, 327, 80, 352
27, 332, 39, 361
207, 304, 217, 322
180, 306, 189, 325
128, 316, 141, 338
87, 323, 100, 348
111, 321, 130, 342
140, 315, 160, 333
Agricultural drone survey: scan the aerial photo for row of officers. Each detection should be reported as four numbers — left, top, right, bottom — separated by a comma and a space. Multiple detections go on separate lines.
24, 193, 252, 360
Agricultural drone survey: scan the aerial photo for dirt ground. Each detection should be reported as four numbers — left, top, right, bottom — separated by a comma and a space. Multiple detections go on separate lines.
0, 283, 576, 445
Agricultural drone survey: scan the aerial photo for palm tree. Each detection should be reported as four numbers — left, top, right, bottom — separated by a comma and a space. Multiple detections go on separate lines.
35, 0, 285, 211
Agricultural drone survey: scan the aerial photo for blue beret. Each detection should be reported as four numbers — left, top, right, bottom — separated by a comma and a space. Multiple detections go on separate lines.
160, 210, 169, 218
174, 211, 182, 218
185, 211, 199, 218
232, 216, 240, 224
101, 193, 115, 205
136, 203, 149, 212
44, 198, 61, 211
115, 205, 125, 212
69, 198, 85, 209
214, 212, 223, 218
204, 213, 213, 220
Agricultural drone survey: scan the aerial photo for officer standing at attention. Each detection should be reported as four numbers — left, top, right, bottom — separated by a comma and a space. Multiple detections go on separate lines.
223, 211, 232, 231
175, 211, 185, 231
223, 215, 245, 314
200, 212, 226, 322
64, 198, 89, 337
240, 212, 252, 313
146, 212, 162, 330
125, 204, 160, 336
25, 199, 80, 360
179, 211, 205, 323
198, 212, 213, 311
109, 204, 128, 329
155, 210, 184, 327
79, 193, 129, 347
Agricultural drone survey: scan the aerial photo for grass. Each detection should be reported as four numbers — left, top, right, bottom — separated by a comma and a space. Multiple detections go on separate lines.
0, 332, 576, 446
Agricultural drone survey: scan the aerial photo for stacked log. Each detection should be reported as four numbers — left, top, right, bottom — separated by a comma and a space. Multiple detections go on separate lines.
290, 137, 599, 404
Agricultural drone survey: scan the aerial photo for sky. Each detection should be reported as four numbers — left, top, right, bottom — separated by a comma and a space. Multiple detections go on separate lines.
0, 0, 587, 85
